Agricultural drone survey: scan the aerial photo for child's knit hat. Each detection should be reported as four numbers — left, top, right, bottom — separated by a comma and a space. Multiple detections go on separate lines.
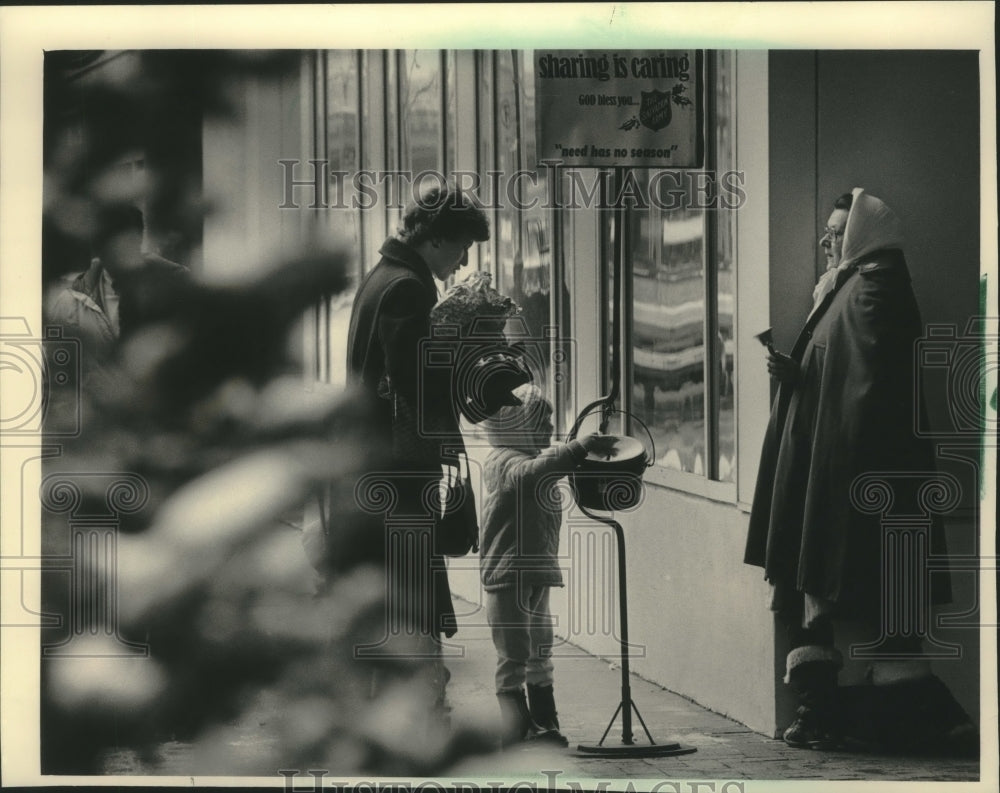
483, 383, 551, 449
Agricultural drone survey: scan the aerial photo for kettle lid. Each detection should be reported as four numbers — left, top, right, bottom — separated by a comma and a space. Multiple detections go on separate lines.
583, 435, 646, 463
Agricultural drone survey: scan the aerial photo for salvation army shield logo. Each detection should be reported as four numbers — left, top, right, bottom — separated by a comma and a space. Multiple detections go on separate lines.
639, 90, 673, 131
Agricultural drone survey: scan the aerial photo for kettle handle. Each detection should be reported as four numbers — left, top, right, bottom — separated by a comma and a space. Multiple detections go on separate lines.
565, 396, 614, 442
566, 404, 656, 468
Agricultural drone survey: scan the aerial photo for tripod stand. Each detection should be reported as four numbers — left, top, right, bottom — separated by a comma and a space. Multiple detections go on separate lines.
574, 504, 696, 758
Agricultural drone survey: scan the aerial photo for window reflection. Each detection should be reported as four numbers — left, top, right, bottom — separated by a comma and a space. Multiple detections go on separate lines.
323, 50, 360, 387
445, 51, 457, 174
715, 51, 735, 482
619, 52, 736, 482
494, 51, 519, 300
384, 51, 400, 233
632, 190, 708, 475
476, 51, 496, 278
489, 50, 566, 425
326, 51, 359, 249
512, 50, 553, 394
399, 50, 442, 177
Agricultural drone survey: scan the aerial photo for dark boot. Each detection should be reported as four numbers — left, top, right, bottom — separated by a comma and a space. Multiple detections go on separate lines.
496, 688, 541, 748
527, 683, 569, 747
782, 648, 843, 750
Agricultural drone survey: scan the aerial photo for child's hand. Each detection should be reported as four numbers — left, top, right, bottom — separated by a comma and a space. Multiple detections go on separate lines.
580, 433, 619, 457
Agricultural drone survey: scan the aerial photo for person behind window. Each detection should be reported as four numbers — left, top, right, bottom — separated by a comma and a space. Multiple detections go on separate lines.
46, 203, 186, 379
345, 182, 489, 716
744, 189, 976, 755
46, 204, 143, 353
480, 383, 616, 748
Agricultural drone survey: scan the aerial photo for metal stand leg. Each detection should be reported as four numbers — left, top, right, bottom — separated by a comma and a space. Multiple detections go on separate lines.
575, 507, 696, 758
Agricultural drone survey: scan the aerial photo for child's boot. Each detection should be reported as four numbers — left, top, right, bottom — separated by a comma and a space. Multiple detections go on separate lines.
496, 688, 541, 748
527, 683, 569, 747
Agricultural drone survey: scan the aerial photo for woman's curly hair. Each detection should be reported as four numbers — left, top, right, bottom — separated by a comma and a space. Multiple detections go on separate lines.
398, 182, 490, 246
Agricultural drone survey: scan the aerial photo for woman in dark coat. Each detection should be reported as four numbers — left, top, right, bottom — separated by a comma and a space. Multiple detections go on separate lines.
745, 189, 974, 754
346, 184, 489, 701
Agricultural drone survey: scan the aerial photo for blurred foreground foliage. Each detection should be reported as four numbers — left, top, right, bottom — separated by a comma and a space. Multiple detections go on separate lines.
40, 49, 494, 776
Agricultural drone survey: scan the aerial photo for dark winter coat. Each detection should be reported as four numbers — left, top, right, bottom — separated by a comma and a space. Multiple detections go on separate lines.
346, 236, 461, 637
346, 236, 463, 463
744, 249, 950, 621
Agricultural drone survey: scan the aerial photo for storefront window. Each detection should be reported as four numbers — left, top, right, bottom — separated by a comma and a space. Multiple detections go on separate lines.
715, 51, 736, 482
476, 51, 496, 278
632, 193, 709, 475
486, 50, 567, 423
326, 50, 360, 251
383, 50, 399, 233
398, 50, 442, 178
445, 50, 457, 175
319, 50, 362, 387
494, 50, 519, 301
608, 51, 736, 484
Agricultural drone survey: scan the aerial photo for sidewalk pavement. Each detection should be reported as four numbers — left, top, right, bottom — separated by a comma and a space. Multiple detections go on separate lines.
443, 598, 982, 784
101, 595, 983, 785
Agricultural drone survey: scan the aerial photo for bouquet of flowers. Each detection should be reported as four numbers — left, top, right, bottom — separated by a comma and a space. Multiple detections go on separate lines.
428, 271, 530, 422
430, 270, 521, 334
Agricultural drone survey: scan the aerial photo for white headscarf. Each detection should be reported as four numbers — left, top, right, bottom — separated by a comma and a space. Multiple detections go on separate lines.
839, 187, 904, 268
812, 187, 904, 308
811, 266, 839, 307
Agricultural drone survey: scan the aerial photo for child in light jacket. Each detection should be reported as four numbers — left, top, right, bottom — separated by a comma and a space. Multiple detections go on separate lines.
480, 383, 615, 747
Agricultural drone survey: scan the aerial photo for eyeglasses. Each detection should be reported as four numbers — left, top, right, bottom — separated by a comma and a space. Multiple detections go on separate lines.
822, 227, 845, 241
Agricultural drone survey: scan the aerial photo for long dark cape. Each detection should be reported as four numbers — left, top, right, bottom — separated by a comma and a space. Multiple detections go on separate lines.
745, 249, 950, 620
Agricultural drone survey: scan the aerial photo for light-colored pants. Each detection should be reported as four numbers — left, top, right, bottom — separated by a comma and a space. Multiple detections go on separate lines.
486, 582, 555, 694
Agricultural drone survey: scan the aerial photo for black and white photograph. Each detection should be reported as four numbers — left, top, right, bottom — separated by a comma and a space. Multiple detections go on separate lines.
0, 3, 996, 790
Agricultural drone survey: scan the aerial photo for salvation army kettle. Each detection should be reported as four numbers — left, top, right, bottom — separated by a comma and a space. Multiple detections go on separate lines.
567, 405, 655, 511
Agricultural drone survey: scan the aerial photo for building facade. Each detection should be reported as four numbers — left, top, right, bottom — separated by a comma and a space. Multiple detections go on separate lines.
191, 48, 978, 736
